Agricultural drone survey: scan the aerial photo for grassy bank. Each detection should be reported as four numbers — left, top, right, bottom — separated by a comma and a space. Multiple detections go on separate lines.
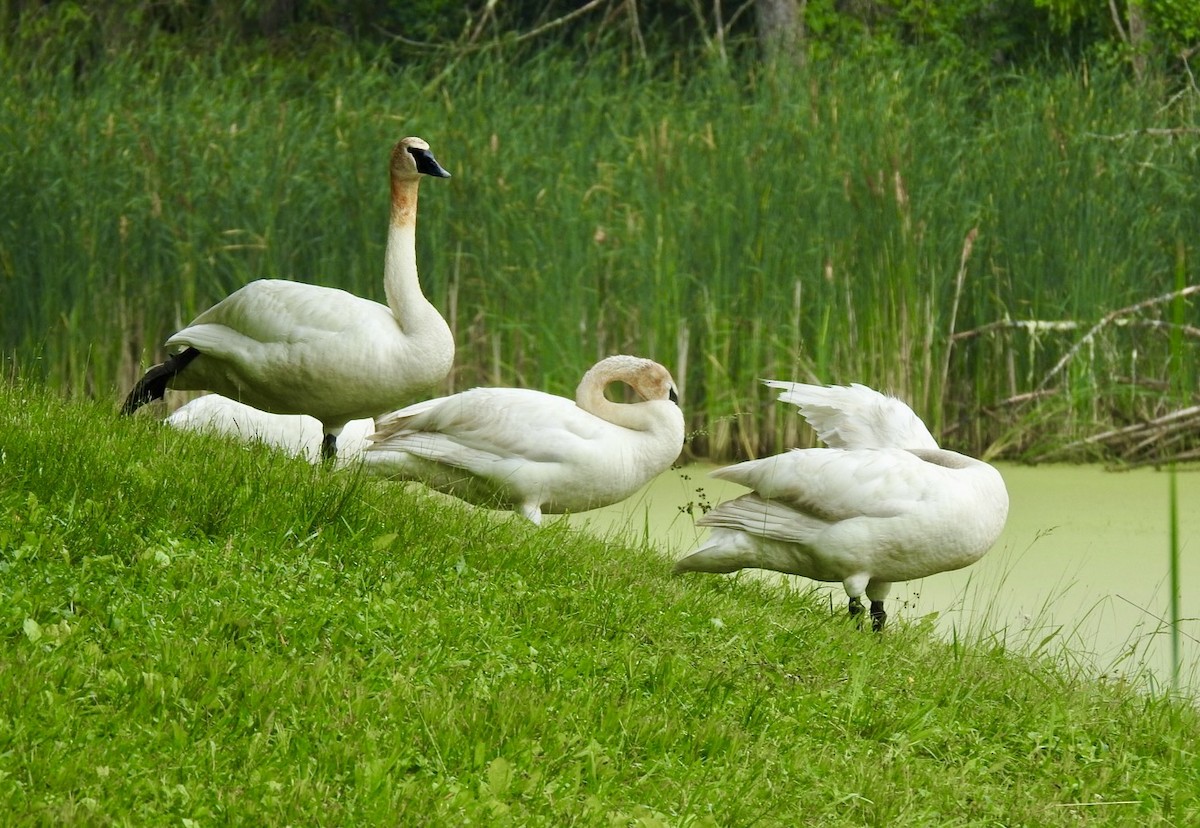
2, 381, 1199, 825
1, 48, 1198, 461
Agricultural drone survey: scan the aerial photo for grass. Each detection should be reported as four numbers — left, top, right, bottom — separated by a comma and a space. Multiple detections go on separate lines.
1, 46, 1197, 461
3, 380, 1200, 825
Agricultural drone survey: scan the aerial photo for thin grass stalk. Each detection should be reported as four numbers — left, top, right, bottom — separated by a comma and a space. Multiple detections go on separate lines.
938, 226, 978, 435
1169, 465, 1181, 691
1167, 240, 1188, 691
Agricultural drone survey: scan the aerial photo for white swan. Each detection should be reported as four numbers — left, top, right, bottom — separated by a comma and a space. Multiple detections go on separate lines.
362, 355, 686, 524
166, 394, 373, 464
674, 381, 1009, 630
122, 136, 454, 461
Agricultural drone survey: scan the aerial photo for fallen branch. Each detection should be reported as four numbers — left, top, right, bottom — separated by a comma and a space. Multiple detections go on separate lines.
953, 316, 1200, 343
952, 319, 1080, 342
1081, 405, 1200, 445
1037, 404, 1200, 463
992, 388, 1061, 408
380, 0, 610, 52
1036, 284, 1200, 392
1085, 127, 1200, 140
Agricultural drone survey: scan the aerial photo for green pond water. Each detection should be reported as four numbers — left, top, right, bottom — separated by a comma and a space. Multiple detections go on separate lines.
567, 463, 1200, 692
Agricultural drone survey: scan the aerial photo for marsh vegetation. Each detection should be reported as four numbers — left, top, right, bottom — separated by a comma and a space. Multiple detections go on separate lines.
3, 38, 1197, 462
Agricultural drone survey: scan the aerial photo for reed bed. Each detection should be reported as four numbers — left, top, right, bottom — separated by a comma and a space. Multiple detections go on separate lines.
2, 48, 1197, 460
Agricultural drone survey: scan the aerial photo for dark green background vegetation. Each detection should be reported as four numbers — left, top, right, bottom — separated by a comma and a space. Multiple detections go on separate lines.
2, 0, 1198, 462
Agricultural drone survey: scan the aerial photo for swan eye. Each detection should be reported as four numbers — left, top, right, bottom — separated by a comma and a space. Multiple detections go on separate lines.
669, 387, 679, 404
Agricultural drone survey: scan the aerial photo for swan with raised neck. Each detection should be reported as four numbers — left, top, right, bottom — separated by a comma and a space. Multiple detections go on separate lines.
121, 136, 454, 461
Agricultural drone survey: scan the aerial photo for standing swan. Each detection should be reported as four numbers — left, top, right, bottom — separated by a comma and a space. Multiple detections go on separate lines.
362, 355, 686, 524
674, 381, 1009, 630
121, 136, 454, 461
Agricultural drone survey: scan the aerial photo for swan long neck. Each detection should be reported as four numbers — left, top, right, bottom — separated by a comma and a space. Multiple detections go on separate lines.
576, 375, 623, 424
576, 366, 659, 431
383, 176, 433, 329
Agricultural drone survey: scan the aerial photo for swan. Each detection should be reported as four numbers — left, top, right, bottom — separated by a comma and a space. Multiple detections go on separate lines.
121, 136, 455, 462
674, 381, 1009, 630
362, 355, 686, 524
166, 394, 373, 464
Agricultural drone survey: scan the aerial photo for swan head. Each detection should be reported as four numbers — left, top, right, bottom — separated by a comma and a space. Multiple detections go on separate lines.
391, 136, 451, 180
578, 355, 681, 407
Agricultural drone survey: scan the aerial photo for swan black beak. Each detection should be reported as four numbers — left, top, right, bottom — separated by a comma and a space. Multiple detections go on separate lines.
409, 147, 451, 178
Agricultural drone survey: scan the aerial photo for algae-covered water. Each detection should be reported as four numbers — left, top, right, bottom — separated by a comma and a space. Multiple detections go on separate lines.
568, 463, 1200, 692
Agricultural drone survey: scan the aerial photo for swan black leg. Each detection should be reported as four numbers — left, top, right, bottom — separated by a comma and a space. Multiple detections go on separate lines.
320, 433, 338, 463
121, 347, 201, 415
869, 600, 887, 632
848, 597, 886, 632
848, 596, 865, 627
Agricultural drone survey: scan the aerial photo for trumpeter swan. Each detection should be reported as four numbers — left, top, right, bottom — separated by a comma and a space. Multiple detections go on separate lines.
122, 136, 454, 461
674, 381, 1009, 630
362, 355, 685, 524
166, 394, 373, 465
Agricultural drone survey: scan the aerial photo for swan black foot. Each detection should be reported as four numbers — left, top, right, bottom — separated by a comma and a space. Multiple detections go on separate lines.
869, 600, 887, 632
848, 597, 887, 632
122, 347, 201, 415
844, 592, 864, 619
320, 433, 338, 463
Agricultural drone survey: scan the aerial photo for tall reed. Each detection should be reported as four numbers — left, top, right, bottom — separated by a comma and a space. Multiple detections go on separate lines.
1168, 242, 1188, 690
2, 47, 1196, 460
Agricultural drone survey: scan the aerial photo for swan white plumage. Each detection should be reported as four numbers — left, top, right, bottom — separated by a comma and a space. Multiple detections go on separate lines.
166, 394, 373, 464
122, 136, 454, 461
362, 355, 686, 524
674, 381, 1009, 630
763, 380, 938, 450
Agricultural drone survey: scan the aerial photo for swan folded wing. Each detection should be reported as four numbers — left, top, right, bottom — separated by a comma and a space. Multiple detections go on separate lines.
170, 281, 388, 350
762, 381, 938, 450
370, 389, 595, 468
710, 448, 939, 521
373, 432, 527, 478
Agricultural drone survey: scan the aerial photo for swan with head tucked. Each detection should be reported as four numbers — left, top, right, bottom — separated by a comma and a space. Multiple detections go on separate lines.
166, 394, 374, 465
362, 355, 686, 524
121, 136, 454, 461
674, 381, 1009, 630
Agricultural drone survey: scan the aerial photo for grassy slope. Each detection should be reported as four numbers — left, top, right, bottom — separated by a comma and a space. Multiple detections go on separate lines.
1, 383, 1198, 826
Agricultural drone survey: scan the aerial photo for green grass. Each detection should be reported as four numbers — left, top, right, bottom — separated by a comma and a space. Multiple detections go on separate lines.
1, 46, 1197, 461
3, 380, 1200, 825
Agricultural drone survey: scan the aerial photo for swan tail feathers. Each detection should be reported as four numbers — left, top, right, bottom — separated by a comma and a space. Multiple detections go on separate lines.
673, 533, 755, 575
121, 347, 201, 415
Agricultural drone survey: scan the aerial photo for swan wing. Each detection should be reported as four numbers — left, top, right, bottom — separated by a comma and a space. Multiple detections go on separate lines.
167, 281, 391, 355
762, 381, 938, 450
369, 388, 600, 469
710, 448, 942, 521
